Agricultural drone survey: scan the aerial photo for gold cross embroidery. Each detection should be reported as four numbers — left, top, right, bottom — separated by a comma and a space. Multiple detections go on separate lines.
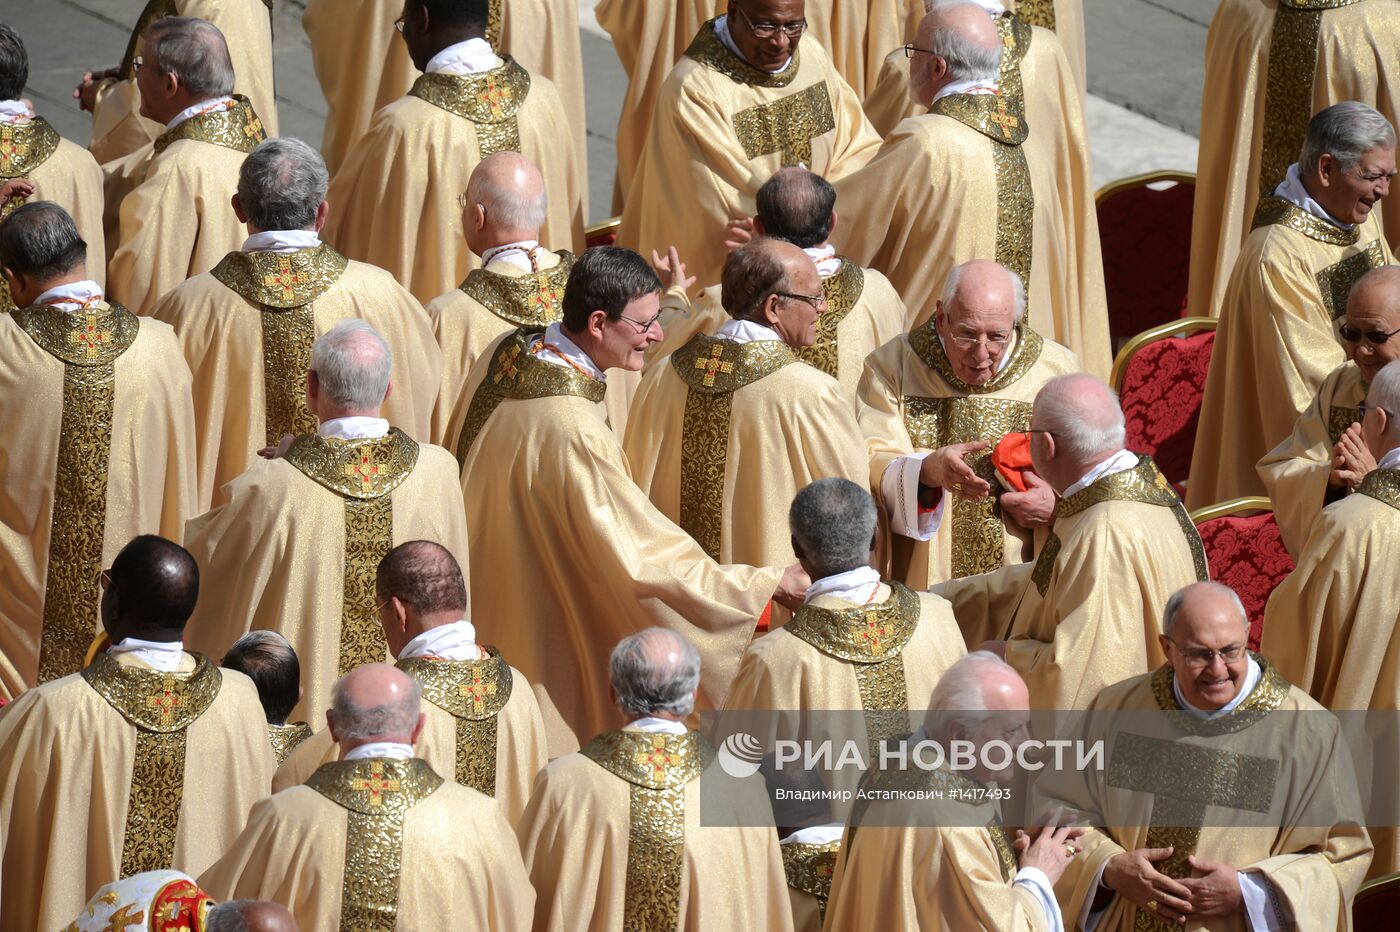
343, 451, 382, 492
989, 99, 1020, 140
144, 677, 184, 725
477, 76, 511, 119
458, 672, 497, 714
350, 760, 402, 807
0, 126, 29, 173
634, 734, 682, 779
856, 610, 894, 656
244, 114, 264, 140
492, 344, 522, 384
104, 904, 146, 932
67, 313, 112, 359
693, 343, 734, 388
261, 256, 303, 301
527, 278, 563, 313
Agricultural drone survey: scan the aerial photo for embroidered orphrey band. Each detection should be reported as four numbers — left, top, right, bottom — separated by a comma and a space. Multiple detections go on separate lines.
797, 259, 864, 377
731, 82, 836, 166
1014, 0, 1057, 31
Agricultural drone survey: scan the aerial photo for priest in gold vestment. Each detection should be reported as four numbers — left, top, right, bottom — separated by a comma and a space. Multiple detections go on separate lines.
150, 138, 443, 511
106, 18, 268, 315
202, 664, 534, 930
222, 630, 315, 766
936, 375, 1209, 708
834, 3, 1111, 378
324, 0, 584, 304
518, 628, 794, 932
860, 259, 1080, 589
1187, 0, 1400, 322
276, 542, 549, 826
0, 537, 274, 932
619, 1, 882, 291
184, 322, 471, 724
458, 247, 805, 741
1257, 266, 1400, 554
624, 239, 867, 569
0, 203, 196, 697
1038, 582, 1373, 931
1188, 103, 1396, 509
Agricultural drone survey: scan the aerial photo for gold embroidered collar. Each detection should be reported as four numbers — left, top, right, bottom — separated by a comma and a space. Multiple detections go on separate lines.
397, 647, 514, 721
14, 301, 139, 366
210, 244, 349, 308
995, 14, 1033, 103
408, 58, 531, 124
671, 332, 798, 394
0, 118, 60, 178
819, 258, 864, 328
787, 583, 921, 663
909, 322, 1044, 394
1359, 469, 1400, 510
268, 722, 314, 763
1279, 0, 1363, 9
782, 841, 840, 900
1251, 195, 1360, 247
493, 329, 608, 403
1148, 654, 1292, 736
307, 757, 444, 815
283, 429, 420, 500
459, 251, 575, 327
684, 20, 802, 88
930, 92, 1028, 146
153, 96, 266, 156
82, 652, 222, 732
582, 730, 711, 790
1056, 456, 1179, 519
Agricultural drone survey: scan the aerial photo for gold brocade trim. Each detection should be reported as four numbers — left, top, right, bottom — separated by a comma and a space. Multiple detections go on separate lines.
307, 757, 444, 932
1316, 240, 1387, 320
82, 652, 222, 731
153, 96, 266, 156
397, 651, 514, 796
910, 323, 1044, 395
486, 0, 502, 48
459, 251, 575, 328
1359, 468, 1400, 510
1030, 532, 1061, 597
787, 583, 921, 661
259, 305, 318, 445
930, 92, 1029, 145
267, 722, 313, 765
1251, 196, 1360, 247
796, 258, 864, 376
987, 819, 1018, 880
1329, 405, 1362, 442
672, 334, 799, 394
582, 730, 710, 789
0, 118, 60, 178
283, 429, 420, 500
782, 842, 840, 920
455, 328, 608, 463
1014, 0, 1058, 30
731, 81, 836, 166
407, 60, 531, 157
14, 301, 139, 365
340, 496, 393, 675
118, 0, 177, 80
1149, 653, 1292, 731
684, 20, 801, 88
992, 134, 1035, 293
995, 15, 1032, 108
210, 244, 349, 308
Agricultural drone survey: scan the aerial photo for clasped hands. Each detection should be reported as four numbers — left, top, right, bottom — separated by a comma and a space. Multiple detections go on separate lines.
1102, 847, 1244, 924
918, 441, 1056, 528
1329, 422, 1375, 493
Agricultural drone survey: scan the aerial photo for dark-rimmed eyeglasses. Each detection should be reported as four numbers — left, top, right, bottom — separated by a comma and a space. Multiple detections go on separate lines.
618, 311, 663, 334
776, 291, 828, 311
1340, 323, 1400, 345
733, 3, 807, 40
1166, 637, 1247, 668
394, 15, 405, 33
903, 44, 937, 59
98, 568, 112, 589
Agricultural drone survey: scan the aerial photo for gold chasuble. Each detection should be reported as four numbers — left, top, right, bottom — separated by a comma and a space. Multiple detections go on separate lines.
518, 729, 795, 932
0, 653, 274, 932
0, 303, 195, 697
267, 722, 313, 765
324, 58, 584, 305
1009, 0, 1087, 95
183, 431, 470, 723
782, 838, 842, 932
108, 97, 267, 315
859, 324, 1080, 588
1187, 0, 1400, 321
201, 757, 535, 931
1186, 202, 1391, 509
623, 333, 867, 567
460, 328, 784, 741
619, 21, 882, 291
1039, 661, 1374, 931
935, 457, 1209, 708
151, 244, 443, 510
87, 0, 277, 164
273, 650, 550, 826
834, 91, 1112, 379
1257, 360, 1367, 555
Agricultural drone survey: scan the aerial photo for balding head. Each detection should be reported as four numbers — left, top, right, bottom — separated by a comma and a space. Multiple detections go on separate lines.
1159, 582, 1251, 711
102, 535, 200, 644
935, 259, 1026, 386
924, 651, 1029, 784
721, 237, 822, 347
0, 201, 88, 305
328, 663, 425, 752
139, 18, 236, 124
206, 900, 300, 932
755, 167, 837, 249
236, 138, 329, 234
375, 540, 469, 656
462, 151, 549, 255
222, 631, 301, 725
1343, 266, 1400, 385
911, 1, 1001, 107
1029, 374, 1128, 493
610, 628, 702, 722
308, 320, 392, 420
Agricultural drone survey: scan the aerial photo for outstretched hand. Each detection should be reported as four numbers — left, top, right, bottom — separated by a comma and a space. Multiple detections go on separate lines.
651, 246, 696, 292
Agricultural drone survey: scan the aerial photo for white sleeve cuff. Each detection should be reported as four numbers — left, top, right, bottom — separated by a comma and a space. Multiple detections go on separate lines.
881, 453, 943, 540
1013, 866, 1065, 932
1079, 860, 1112, 932
1239, 870, 1288, 931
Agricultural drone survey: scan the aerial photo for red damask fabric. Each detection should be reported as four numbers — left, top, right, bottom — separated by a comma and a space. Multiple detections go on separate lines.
1194, 511, 1296, 650
1121, 331, 1214, 487
1098, 179, 1195, 339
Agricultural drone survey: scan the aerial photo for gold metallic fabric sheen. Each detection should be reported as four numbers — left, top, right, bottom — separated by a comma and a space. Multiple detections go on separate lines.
458, 252, 574, 327
267, 722, 313, 765
398, 652, 513, 796
153, 96, 266, 156
408, 62, 532, 157
731, 82, 837, 166
683, 21, 801, 88
782, 842, 840, 921
797, 259, 864, 377
0, 118, 59, 178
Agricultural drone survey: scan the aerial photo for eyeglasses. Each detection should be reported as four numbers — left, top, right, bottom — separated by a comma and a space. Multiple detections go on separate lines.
394, 15, 405, 33
733, 3, 807, 40
1339, 323, 1400, 345
98, 568, 112, 589
775, 291, 828, 311
132, 56, 143, 74
617, 311, 662, 333
903, 44, 937, 58
456, 191, 476, 210
1166, 637, 1247, 668
1023, 429, 1059, 439
947, 332, 1012, 352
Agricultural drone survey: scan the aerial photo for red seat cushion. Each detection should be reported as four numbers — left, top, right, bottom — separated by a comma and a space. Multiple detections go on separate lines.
1194, 510, 1296, 650
585, 227, 620, 249
1098, 180, 1195, 338
1120, 330, 1213, 487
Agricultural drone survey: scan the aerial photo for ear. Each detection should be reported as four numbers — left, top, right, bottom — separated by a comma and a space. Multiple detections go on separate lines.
761, 293, 782, 327
306, 368, 319, 400
231, 193, 249, 225
587, 308, 610, 339
382, 378, 393, 404
1316, 153, 1338, 188
314, 200, 329, 233
409, 711, 427, 745
790, 534, 804, 562
326, 709, 340, 743
751, 215, 766, 237
391, 595, 409, 633
472, 203, 487, 233
1157, 633, 1171, 659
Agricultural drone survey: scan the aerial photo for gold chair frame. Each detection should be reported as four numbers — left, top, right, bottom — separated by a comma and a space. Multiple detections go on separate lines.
1094, 169, 1197, 205
1188, 496, 1273, 526
1109, 316, 1217, 394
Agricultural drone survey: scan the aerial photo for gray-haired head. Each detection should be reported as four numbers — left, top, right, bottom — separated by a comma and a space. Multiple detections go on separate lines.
941, 259, 1026, 323
1366, 360, 1400, 454
1300, 101, 1396, 178
0, 201, 87, 284
145, 17, 236, 100
0, 25, 28, 101
222, 630, 300, 726
919, 1, 1003, 83
1032, 374, 1127, 463
206, 900, 299, 932
464, 151, 549, 235
310, 320, 392, 413
238, 138, 329, 233
329, 663, 422, 743
610, 627, 702, 720
1161, 581, 1247, 639
789, 478, 878, 580
922, 650, 1023, 739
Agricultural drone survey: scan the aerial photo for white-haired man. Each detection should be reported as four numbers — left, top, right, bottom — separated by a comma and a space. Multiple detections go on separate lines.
151, 137, 443, 511
1189, 101, 1397, 509
834, 1, 1110, 378
201, 664, 534, 930
936, 374, 1208, 708
860, 258, 1080, 589
184, 321, 470, 723
517, 628, 794, 931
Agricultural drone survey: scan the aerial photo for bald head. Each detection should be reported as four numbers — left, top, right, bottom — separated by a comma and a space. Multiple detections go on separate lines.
463, 151, 549, 253
610, 627, 702, 721
1029, 374, 1127, 492
924, 651, 1028, 782
328, 663, 424, 751
721, 237, 809, 318
206, 901, 300, 932
912, 2, 1001, 107
1160, 582, 1251, 710
1345, 266, 1400, 384
375, 540, 469, 656
755, 167, 837, 249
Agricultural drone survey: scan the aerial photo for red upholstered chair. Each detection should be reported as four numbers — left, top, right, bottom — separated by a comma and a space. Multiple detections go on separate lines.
1110, 317, 1216, 490
1096, 170, 1196, 343
1189, 498, 1296, 651
1355, 871, 1400, 931
585, 217, 622, 249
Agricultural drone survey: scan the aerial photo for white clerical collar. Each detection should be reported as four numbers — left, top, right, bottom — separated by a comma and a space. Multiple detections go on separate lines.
425, 37, 501, 75
936, 328, 1019, 376
345, 742, 415, 761
0, 99, 33, 124
242, 230, 322, 254
1172, 657, 1262, 718
716, 318, 783, 344
1061, 449, 1139, 499
35, 280, 105, 312
1274, 163, 1354, 230
780, 824, 845, 845
1378, 447, 1400, 471
933, 78, 1000, 106
714, 15, 794, 75
482, 239, 542, 273
166, 95, 236, 131
624, 717, 690, 735
108, 637, 186, 673
398, 620, 484, 661
803, 243, 843, 278
532, 322, 607, 381
969, 0, 1007, 13
318, 416, 390, 440
805, 565, 882, 605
